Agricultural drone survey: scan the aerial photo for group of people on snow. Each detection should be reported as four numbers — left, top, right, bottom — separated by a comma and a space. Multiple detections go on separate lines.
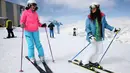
19, 0, 120, 69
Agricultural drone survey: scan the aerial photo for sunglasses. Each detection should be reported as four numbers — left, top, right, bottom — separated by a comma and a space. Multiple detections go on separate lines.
90, 5, 100, 9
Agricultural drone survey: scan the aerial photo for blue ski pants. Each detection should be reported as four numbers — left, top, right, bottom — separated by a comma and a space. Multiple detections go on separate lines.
24, 30, 44, 58
50, 30, 54, 38
57, 26, 60, 34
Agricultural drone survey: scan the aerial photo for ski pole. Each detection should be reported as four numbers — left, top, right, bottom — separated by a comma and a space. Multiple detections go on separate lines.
68, 43, 91, 62
45, 27, 55, 62
99, 29, 121, 64
19, 28, 24, 72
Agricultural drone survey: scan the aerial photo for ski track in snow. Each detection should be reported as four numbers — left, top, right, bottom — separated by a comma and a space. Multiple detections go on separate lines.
0, 27, 130, 73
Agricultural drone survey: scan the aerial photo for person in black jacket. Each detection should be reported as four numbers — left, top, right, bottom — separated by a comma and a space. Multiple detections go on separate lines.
48, 22, 55, 38
5, 18, 15, 38
73, 28, 76, 36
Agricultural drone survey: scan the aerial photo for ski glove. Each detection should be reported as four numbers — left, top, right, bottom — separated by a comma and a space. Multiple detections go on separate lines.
41, 23, 47, 27
89, 35, 96, 43
20, 24, 25, 28
113, 28, 120, 33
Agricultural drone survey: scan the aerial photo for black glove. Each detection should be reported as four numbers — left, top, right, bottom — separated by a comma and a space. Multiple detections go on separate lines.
41, 23, 47, 27
114, 28, 120, 33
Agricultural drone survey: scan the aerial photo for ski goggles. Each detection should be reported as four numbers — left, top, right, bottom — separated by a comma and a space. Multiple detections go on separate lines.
90, 5, 100, 9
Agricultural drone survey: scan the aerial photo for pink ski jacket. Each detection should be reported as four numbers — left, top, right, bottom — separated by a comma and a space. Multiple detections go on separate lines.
20, 9, 42, 32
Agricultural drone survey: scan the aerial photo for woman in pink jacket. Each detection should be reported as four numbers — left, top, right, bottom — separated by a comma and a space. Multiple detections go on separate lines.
20, 0, 46, 63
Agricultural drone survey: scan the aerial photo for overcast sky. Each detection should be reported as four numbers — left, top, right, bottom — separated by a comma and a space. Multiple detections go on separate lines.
5, 0, 130, 25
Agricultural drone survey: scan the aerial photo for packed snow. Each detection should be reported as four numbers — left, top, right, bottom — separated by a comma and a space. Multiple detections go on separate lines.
0, 24, 130, 73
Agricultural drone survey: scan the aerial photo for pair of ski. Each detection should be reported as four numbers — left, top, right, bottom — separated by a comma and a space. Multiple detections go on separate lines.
25, 56, 53, 73
69, 59, 114, 73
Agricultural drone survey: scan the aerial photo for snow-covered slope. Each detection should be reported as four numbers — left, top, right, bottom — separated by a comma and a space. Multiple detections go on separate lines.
0, 26, 130, 73
62, 20, 130, 44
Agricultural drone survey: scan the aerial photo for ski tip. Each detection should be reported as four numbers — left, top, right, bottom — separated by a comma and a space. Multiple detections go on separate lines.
68, 60, 72, 63
19, 70, 24, 72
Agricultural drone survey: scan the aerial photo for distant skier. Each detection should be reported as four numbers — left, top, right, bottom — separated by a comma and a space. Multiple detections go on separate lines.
73, 28, 76, 36
79, 2, 120, 69
20, 0, 47, 63
5, 18, 15, 38
48, 22, 55, 38
52, 20, 63, 34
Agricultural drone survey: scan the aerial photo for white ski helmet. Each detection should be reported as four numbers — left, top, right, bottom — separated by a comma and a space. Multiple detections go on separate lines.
90, 2, 100, 9
26, 0, 38, 10
27, 0, 37, 4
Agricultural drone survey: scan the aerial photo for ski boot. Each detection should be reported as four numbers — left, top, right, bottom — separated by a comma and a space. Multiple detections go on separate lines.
30, 57, 36, 64
39, 56, 45, 62
84, 63, 95, 71
6, 36, 11, 38
74, 59, 95, 71
89, 62, 103, 69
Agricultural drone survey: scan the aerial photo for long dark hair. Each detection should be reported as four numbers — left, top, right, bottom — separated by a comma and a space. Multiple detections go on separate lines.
90, 8, 102, 24
90, 8, 103, 37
